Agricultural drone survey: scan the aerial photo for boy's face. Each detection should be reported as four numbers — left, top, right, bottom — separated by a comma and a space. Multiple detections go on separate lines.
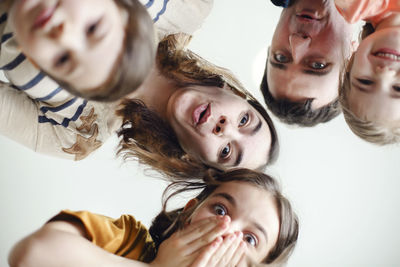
188, 181, 280, 263
10, 0, 126, 92
348, 27, 400, 125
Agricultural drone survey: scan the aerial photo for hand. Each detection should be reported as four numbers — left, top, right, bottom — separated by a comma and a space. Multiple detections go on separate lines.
190, 231, 248, 267
150, 215, 231, 267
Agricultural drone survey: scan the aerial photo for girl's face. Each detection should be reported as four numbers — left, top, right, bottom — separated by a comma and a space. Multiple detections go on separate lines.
348, 27, 400, 125
10, 0, 126, 91
187, 181, 280, 263
166, 84, 272, 170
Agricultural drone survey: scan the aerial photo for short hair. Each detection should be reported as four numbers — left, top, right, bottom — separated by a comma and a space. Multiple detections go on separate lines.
339, 23, 400, 145
45, 0, 156, 102
117, 34, 279, 181
260, 60, 341, 127
149, 168, 299, 265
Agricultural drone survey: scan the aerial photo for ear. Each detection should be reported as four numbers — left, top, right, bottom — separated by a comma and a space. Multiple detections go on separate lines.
183, 198, 198, 212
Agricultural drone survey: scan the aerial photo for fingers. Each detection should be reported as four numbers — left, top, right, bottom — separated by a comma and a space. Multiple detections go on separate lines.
185, 218, 231, 255
210, 232, 245, 267
189, 236, 223, 267
225, 234, 246, 266
177, 216, 230, 255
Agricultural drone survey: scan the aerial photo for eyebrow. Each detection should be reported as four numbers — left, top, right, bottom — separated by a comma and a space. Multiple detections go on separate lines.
269, 60, 332, 76
251, 119, 262, 136
233, 149, 243, 167
212, 192, 269, 244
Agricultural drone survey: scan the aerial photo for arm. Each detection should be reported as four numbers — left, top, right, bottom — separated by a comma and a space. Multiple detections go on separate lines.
0, 81, 119, 160
9, 220, 150, 267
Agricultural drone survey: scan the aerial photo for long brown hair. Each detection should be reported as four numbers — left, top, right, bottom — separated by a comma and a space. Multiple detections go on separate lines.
149, 169, 299, 265
117, 34, 279, 181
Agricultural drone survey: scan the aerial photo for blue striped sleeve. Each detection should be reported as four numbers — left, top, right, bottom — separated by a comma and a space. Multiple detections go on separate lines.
39, 97, 77, 114
0, 53, 26, 70
153, 0, 170, 22
38, 100, 87, 127
144, 0, 154, 8
35, 87, 63, 101
16, 72, 45, 91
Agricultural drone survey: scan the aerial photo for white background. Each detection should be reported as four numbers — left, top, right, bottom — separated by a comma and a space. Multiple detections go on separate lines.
1, 0, 400, 266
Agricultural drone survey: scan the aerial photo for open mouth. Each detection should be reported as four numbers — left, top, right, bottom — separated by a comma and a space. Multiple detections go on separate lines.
373, 49, 400, 61
193, 103, 210, 126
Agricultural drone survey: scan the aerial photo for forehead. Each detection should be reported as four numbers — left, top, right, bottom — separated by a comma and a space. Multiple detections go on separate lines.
267, 62, 340, 108
348, 86, 400, 123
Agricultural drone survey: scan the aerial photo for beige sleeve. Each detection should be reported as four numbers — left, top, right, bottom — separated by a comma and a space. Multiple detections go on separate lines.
155, 0, 214, 39
0, 82, 121, 160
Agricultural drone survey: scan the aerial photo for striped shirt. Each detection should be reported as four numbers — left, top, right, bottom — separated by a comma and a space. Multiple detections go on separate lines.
0, 0, 213, 160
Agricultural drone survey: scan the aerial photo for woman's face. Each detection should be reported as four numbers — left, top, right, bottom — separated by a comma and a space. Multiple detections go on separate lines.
348, 27, 400, 124
166, 84, 272, 170
187, 181, 280, 263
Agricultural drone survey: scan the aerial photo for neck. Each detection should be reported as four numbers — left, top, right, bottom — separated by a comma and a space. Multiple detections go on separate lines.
123, 65, 177, 121
376, 13, 400, 31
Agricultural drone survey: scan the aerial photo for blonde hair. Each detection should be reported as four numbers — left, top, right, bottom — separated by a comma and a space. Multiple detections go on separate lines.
117, 34, 279, 181
339, 24, 400, 145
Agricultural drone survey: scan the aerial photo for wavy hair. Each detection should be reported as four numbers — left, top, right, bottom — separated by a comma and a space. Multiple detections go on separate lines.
117, 34, 279, 181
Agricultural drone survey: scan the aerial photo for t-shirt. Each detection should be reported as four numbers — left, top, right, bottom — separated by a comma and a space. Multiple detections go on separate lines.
335, 0, 400, 25
50, 210, 156, 263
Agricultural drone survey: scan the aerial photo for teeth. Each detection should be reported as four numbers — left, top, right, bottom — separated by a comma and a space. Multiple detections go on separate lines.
375, 52, 400, 61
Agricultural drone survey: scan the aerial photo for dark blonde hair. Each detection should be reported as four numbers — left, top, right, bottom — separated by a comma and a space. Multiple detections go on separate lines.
149, 169, 299, 265
117, 34, 279, 181
339, 23, 400, 145
46, 0, 156, 102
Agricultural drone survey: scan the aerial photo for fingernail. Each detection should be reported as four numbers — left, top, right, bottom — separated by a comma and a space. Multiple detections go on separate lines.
235, 231, 243, 238
229, 234, 236, 241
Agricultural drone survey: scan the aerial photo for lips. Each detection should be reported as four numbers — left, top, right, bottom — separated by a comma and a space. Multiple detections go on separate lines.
372, 48, 400, 61
32, 4, 57, 30
193, 103, 210, 126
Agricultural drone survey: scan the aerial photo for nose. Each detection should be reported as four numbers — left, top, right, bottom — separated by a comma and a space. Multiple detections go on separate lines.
375, 65, 397, 77
289, 33, 311, 63
213, 116, 227, 136
48, 23, 64, 40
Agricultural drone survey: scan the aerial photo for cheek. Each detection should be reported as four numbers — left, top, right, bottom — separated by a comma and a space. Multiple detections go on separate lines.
179, 135, 215, 162
190, 207, 213, 224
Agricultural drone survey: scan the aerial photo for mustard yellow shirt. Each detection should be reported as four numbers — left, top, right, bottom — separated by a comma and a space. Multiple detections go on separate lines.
50, 210, 156, 263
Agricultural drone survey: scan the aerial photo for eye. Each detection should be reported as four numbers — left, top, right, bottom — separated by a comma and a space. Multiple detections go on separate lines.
309, 61, 326, 69
243, 233, 258, 247
393, 85, 400, 92
239, 113, 249, 126
220, 143, 231, 159
213, 204, 227, 216
357, 78, 374, 85
87, 18, 102, 36
55, 52, 70, 67
274, 53, 289, 63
